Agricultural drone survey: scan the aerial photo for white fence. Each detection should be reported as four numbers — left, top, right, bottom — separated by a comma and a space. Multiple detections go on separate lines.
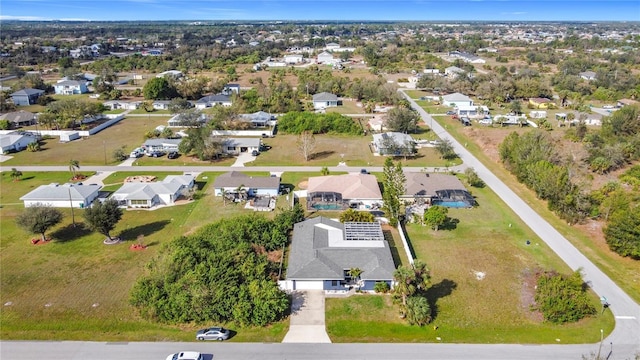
211, 129, 273, 137
397, 223, 415, 266
2, 114, 124, 139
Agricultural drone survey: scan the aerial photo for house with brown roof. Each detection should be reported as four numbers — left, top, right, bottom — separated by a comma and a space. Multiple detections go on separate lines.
213, 171, 280, 197
529, 97, 554, 109
617, 98, 639, 107
402, 172, 474, 208
306, 174, 382, 211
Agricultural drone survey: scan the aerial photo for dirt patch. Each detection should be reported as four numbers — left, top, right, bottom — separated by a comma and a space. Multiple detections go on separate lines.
298, 180, 308, 190
124, 175, 157, 183
520, 268, 544, 322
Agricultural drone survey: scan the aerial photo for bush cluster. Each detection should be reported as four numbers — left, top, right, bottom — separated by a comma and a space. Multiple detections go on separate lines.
277, 112, 362, 135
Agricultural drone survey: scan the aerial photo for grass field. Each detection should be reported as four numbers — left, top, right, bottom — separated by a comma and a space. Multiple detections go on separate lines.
326, 178, 614, 343
3, 117, 172, 166
426, 113, 640, 304
252, 134, 461, 168
0, 170, 290, 342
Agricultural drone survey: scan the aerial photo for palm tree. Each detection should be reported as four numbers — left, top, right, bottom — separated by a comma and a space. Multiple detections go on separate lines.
10, 168, 23, 181
69, 159, 80, 179
348, 267, 363, 287
393, 266, 417, 311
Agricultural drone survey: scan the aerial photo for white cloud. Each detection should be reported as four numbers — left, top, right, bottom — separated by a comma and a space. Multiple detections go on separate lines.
0, 15, 49, 20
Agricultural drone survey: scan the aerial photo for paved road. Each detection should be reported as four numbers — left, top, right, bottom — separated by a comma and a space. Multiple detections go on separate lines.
400, 89, 640, 356
0, 341, 617, 360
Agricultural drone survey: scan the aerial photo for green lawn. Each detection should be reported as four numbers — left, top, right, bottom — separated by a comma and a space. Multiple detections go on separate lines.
326, 180, 614, 343
128, 108, 171, 115
252, 134, 460, 168
404, 90, 429, 99
427, 112, 640, 304
3, 117, 172, 166
0, 171, 289, 342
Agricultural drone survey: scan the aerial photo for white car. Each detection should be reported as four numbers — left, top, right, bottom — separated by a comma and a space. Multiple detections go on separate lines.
166, 351, 203, 360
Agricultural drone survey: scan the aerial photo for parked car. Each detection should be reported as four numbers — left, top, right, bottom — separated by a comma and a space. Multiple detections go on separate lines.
360, 169, 369, 174
167, 151, 179, 159
251, 150, 259, 156
446, 110, 455, 115
166, 351, 203, 360
196, 327, 230, 341
148, 150, 165, 158
129, 148, 143, 158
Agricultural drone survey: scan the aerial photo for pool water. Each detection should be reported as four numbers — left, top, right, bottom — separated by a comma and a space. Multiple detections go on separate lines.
433, 201, 470, 208
312, 204, 342, 210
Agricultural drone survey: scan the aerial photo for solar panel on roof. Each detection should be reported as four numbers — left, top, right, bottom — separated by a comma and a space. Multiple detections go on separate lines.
344, 222, 384, 241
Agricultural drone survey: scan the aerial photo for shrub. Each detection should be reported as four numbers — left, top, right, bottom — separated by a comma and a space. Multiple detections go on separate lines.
533, 270, 596, 324
374, 281, 390, 293
277, 111, 361, 135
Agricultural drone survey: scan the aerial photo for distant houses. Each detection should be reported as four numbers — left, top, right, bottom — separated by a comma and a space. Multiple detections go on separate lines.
10, 88, 45, 106
0, 111, 37, 127
54, 80, 88, 95
0, 132, 38, 153
20, 183, 101, 208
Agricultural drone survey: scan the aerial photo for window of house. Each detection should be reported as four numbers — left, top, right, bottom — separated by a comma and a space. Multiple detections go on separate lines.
130, 199, 147, 205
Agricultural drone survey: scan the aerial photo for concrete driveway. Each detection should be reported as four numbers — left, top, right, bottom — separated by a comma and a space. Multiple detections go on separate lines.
282, 290, 332, 343
231, 152, 256, 167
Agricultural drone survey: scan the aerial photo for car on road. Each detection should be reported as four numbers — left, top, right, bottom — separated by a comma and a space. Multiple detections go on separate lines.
166, 351, 203, 360
196, 326, 230, 341
446, 110, 455, 115
167, 151, 179, 159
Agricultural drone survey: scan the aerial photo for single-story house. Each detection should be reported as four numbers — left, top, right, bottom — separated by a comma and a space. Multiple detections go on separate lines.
317, 51, 336, 65
156, 70, 183, 78
10, 88, 45, 106
54, 80, 88, 95
212, 171, 280, 197
444, 66, 466, 78
579, 71, 597, 81
367, 116, 386, 132
307, 173, 382, 211
449, 51, 485, 64
222, 137, 261, 155
141, 138, 182, 152
110, 174, 195, 208
222, 84, 240, 95
284, 54, 304, 64
442, 92, 473, 108
372, 132, 416, 156
529, 97, 553, 109
20, 183, 101, 208
195, 94, 232, 109
283, 217, 396, 292
0, 133, 38, 153
423, 68, 440, 75
152, 100, 172, 110
167, 113, 208, 127
239, 111, 275, 127
0, 111, 37, 127
312, 92, 339, 110
456, 105, 489, 118
402, 172, 474, 207
103, 100, 141, 110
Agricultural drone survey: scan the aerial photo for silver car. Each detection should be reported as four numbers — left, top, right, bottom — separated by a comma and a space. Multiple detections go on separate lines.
196, 327, 230, 341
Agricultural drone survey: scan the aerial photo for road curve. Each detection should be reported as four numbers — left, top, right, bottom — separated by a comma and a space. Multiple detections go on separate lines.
400, 89, 640, 356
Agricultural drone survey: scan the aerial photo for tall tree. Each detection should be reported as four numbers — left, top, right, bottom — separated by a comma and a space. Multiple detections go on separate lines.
142, 77, 175, 100
604, 205, 640, 259
16, 204, 64, 242
382, 158, 405, 226
68, 159, 80, 179
10, 168, 23, 181
423, 205, 449, 231
384, 107, 419, 133
83, 198, 123, 241
296, 131, 316, 162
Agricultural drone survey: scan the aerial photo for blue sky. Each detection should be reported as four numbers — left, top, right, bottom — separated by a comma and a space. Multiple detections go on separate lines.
1, 0, 639, 22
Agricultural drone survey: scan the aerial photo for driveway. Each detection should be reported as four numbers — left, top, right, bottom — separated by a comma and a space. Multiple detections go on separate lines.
282, 290, 331, 343
231, 152, 256, 167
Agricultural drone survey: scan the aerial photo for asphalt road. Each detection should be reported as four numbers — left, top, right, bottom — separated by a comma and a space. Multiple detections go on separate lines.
0, 341, 617, 360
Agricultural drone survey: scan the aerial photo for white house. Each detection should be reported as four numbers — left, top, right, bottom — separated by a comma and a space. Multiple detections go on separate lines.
423, 68, 440, 75
212, 171, 280, 197
0, 133, 38, 153
54, 80, 88, 95
372, 132, 415, 156
103, 100, 141, 110
110, 175, 195, 208
152, 100, 172, 110
284, 54, 304, 64
195, 94, 232, 109
222, 137, 261, 155
282, 217, 396, 292
444, 66, 466, 78
312, 92, 339, 110
442, 92, 474, 108
156, 70, 183, 79
141, 138, 182, 152
317, 51, 337, 65
579, 71, 597, 81
20, 183, 101, 208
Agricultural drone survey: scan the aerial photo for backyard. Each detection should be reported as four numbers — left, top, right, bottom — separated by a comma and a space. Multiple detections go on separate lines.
326, 178, 614, 343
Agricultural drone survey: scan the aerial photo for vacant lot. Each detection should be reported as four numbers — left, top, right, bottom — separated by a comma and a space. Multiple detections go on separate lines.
4, 116, 172, 166
0, 170, 290, 342
253, 133, 461, 168
326, 178, 614, 343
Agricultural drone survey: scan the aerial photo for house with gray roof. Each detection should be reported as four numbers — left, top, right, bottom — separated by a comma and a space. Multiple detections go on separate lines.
0, 111, 36, 127
0, 132, 38, 153
283, 217, 396, 292
195, 94, 232, 109
579, 71, 597, 81
10, 88, 45, 106
213, 171, 280, 197
110, 174, 195, 208
142, 138, 182, 152
20, 183, 101, 208
222, 137, 260, 155
372, 132, 416, 156
441, 92, 474, 108
312, 92, 339, 110
240, 111, 275, 127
